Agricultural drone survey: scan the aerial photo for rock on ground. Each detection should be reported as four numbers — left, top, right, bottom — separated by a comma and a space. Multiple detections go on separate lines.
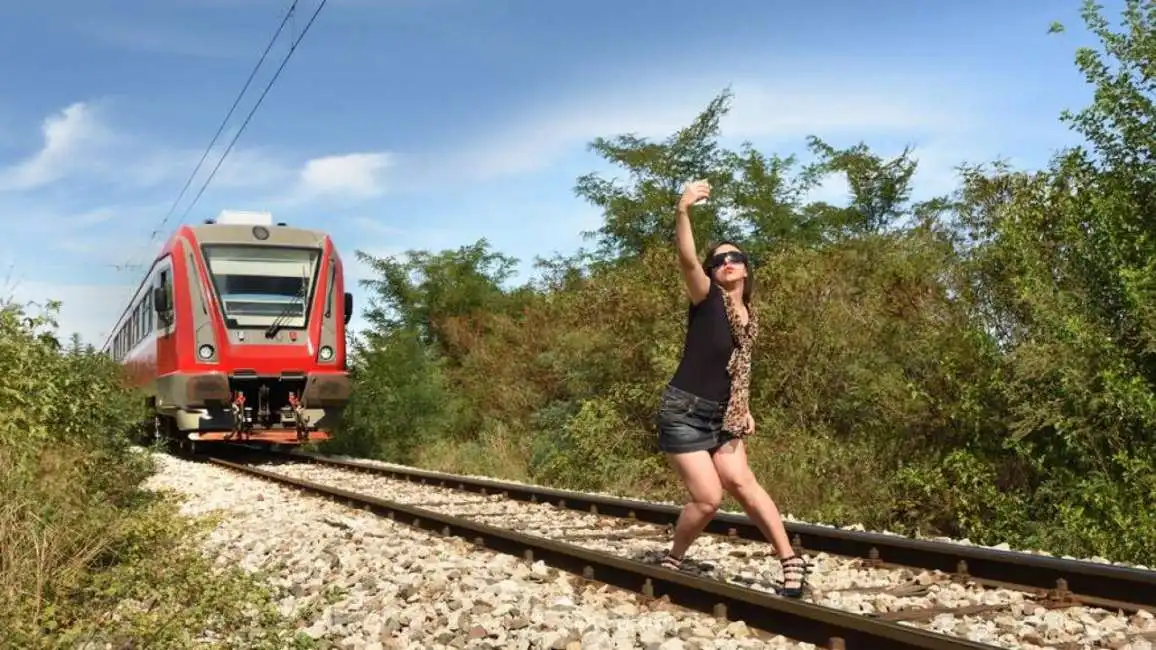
144, 453, 814, 650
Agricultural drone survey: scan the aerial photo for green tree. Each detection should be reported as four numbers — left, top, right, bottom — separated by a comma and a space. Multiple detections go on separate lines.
356, 239, 524, 358
944, 0, 1156, 559
804, 136, 920, 236
330, 328, 460, 462
576, 91, 734, 261
335, 0, 1156, 565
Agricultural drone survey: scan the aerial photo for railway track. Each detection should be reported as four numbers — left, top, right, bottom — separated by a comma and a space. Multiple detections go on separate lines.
278, 451, 1155, 612
232, 450, 1156, 649
208, 455, 997, 650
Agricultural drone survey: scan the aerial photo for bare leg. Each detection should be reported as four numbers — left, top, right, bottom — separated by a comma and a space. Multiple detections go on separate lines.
711, 439, 793, 557
712, 438, 808, 596
666, 450, 724, 559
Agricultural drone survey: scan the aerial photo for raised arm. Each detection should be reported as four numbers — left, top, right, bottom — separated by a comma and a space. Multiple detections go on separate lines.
675, 180, 712, 304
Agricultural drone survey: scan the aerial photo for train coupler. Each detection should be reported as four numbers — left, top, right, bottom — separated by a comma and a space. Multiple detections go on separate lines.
288, 392, 310, 442
227, 391, 253, 441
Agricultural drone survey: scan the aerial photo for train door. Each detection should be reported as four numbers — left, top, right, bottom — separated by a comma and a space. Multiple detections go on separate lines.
153, 259, 177, 373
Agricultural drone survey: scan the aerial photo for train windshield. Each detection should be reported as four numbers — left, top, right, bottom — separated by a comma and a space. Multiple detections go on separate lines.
202, 245, 321, 328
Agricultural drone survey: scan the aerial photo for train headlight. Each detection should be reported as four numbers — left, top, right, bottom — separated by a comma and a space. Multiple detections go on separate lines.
198, 344, 215, 360
319, 346, 334, 362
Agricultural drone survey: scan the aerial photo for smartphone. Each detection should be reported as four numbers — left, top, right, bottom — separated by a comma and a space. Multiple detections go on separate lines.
684, 180, 710, 205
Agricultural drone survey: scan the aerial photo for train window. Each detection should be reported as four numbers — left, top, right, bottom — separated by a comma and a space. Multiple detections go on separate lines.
156, 268, 173, 329
202, 245, 320, 329
144, 290, 152, 332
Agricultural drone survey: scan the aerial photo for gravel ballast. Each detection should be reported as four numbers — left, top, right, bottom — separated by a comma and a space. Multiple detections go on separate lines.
144, 453, 813, 650
262, 460, 1156, 650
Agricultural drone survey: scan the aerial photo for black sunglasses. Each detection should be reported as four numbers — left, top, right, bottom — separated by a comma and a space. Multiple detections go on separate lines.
707, 251, 748, 269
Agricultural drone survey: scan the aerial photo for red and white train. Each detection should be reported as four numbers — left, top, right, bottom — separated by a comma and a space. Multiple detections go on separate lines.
102, 210, 353, 449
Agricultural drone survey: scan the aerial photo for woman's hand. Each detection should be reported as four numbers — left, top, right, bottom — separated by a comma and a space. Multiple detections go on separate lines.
678, 180, 711, 212
745, 412, 756, 435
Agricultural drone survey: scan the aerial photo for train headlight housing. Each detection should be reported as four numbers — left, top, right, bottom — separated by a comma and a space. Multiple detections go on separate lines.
197, 344, 215, 360
319, 346, 335, 362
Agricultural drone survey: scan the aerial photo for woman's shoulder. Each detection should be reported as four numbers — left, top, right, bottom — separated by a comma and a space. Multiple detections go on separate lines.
689, 281, 722, 309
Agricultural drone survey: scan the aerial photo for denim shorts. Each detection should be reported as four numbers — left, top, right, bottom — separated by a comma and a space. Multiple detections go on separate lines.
655, 385, 737, 454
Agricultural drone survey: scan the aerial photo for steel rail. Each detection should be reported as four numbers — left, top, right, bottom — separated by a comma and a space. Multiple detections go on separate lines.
283, 450, 1156, 612
211, 457, 996, 650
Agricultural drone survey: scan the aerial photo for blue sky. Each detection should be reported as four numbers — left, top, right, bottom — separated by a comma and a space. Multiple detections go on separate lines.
0, 0, 1116, 345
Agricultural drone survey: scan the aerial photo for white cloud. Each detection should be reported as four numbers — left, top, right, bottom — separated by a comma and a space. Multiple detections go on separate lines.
0, 102, 110, 191
0, 100, 296, 198
0, 101, 397, 270
411, 72, 972, 187
298, 152, 393, 199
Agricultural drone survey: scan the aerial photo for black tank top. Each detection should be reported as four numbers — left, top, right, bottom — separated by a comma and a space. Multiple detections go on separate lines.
668, 282, 734, 402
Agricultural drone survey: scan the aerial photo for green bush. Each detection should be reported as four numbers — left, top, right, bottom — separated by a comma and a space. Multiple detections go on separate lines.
0, 301, 310, 648
335, 1, 1156, 565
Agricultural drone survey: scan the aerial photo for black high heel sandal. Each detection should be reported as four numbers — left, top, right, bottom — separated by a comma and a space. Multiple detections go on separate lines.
778, 554, 810, 598
660, 552, 715, 573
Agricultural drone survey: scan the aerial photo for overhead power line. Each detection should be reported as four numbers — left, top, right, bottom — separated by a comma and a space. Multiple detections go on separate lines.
102, 0, 330, 350
174, 0, 329, 227
146, 0, 301, 244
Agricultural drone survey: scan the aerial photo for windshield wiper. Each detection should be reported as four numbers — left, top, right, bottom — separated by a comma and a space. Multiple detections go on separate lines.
265, 274, 309, 339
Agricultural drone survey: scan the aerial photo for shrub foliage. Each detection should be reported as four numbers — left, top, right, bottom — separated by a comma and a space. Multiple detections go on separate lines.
0, 301, 309, 648
335, 1, 1156, 564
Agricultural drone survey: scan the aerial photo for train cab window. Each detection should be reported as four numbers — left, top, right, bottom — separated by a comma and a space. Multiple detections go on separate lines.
202, 245, 320, 329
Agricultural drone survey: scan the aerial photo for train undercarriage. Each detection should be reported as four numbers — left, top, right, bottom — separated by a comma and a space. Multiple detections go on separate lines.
224, 376, 314, 442
147, 373, 346, 450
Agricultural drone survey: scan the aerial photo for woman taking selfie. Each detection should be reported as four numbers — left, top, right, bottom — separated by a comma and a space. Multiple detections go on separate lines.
654, 180, 809, 598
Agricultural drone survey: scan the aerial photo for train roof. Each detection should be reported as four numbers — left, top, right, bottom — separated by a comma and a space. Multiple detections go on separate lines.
187, 222, 330, 247
187, 209, 330, 248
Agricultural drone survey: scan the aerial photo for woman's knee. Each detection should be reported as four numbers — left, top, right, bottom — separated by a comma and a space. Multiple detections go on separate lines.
690, 491, 723, 513
683, 478, 723, 512
719, 471, 759, 496
685, 477, 724, 510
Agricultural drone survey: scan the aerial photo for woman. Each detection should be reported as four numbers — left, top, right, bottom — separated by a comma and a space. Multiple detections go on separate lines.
654, 179, 809, 598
